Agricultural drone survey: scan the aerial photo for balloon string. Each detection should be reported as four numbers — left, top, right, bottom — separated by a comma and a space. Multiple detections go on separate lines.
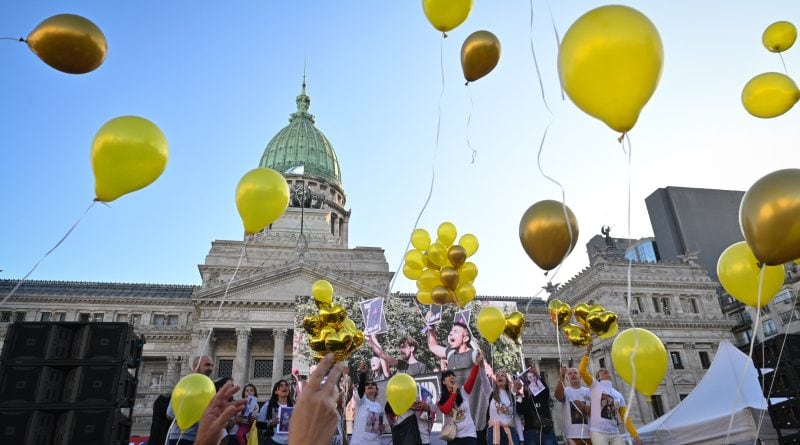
528, 0, 552, 115
0, 200, 96, 309
466, 83, 477, 164
0, 37, 25, 42
778, 52, 789, 76
545, 3, 565, 101
196, 235, 249, 364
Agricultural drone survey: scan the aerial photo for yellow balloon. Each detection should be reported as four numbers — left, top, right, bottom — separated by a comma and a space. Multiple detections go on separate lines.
459, 234, 479, 257
91, 116, 168, 203
559, 5, 663, 133
455, 282, 476, 307
763, 21, 797, 53
437, 222, 457, 247
417, 269, 441, 292
459, 262, 478, 283
405, 249, 426, 270
477, 306, 505, 344
235, 167, 290, 234
422, 0, 473, 34
519, 200, 579, 271
411, 228, 432, 251
417, 289, 433, 305
427, 242, 449, 267
740, 169, 800, 265
403, 264, 423, 280
741, 72, 800, 118
27, 14, 107, 74
717, 241, 785, 307
386, 373, 418, 414
611, 328, 667, 397
172, 374, 216, 430
311, 279, 334, 305
461, 30, 501, 83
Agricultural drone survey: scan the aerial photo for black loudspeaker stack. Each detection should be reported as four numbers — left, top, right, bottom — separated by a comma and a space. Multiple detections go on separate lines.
0, 322, 144, 445
752, 333, 800, 444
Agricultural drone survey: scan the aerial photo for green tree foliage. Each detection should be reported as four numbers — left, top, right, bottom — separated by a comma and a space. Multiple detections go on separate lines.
296, 294, 524, 374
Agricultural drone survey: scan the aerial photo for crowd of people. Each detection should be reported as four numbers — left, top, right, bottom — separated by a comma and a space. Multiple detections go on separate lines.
150, 326, 641, 445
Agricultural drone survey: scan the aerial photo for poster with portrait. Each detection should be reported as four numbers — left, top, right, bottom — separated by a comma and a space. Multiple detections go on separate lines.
428, 304, 443, 325
454, 308, 471, 327
360, 297, 388, 335
277, 406, 293, 434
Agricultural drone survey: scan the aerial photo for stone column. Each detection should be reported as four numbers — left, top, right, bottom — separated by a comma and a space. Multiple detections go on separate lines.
166, 355, 180, 387
272, 328, 288, 387
233, 327, 252, 385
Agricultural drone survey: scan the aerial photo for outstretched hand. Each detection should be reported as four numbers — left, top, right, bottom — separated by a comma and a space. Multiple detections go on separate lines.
194, 382, 246, 445
289, 354, 345, 445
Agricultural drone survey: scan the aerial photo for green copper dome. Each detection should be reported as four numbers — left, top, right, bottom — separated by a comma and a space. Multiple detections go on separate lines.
259, 83, 342, 189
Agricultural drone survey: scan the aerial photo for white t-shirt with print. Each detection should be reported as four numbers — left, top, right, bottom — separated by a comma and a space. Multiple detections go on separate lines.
350, 390, 387, 445
589, 379, 626, 434
562, 386, 591, 439
438, 388, 477, 439
487, 390, 524, 439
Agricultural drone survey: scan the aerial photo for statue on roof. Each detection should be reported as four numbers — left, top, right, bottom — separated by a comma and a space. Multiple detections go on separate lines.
677, 250, 700, 267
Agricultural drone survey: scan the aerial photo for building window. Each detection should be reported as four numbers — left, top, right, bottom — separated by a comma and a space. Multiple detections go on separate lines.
0, 311, 11, 323
54, 312, 65, 321
78, 312, 90, 322
116, 314, 128, 322
652, 297, 661, 313
761, 306, 771, 315
681, 297, 700, 314
152, 314, 165, 325
14, 311, 26, 322
651, 394, 665, 418
167, 315, 179, 326
91, 313, 104, 322
150, 372, 164, 387
690, 298, 699, 314
598, 357, 606, 369
780, 309, 799, 325
40, 312, 52, 322
661, 298, 672, 315
670, 351, 684, 369
699, 351, 711, 369
283, 360, 293, 376
254, 359, 273, 378
130, 314, 141, 326
773, 289, 792, 304
763, 319, 778, 337
679, 394, 689, 401
734, 329, 753, 346
633, 297, 643, 313
218, 359, 233, 379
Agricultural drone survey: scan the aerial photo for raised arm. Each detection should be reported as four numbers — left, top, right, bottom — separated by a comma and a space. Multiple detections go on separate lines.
579, 343, 593, 386
366, 334, 399, 368
427, 326, 447, 359
438, 390, 457, 414
356, 362, 367, 399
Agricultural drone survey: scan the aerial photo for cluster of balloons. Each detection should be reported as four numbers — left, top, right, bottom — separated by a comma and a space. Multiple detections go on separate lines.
302, 280, 365, 362
611, 328, 667, 400
26, 14, 107, 74
548, 300, 619, 347
719, 168, 800, 307
559, 5, 663, 134
402, 223, 479, 307
742, 21, 799, 118
235, 168, 290, 235
476, 306, 526, 344
519, 200, 579, 272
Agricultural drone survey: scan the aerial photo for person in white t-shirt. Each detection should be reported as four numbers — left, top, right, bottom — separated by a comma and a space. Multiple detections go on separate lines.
437, 351, 484, 444
351, 362, 388, 444
486, 369, 524, 445
555, 367, 591, 445
579, 343, 641, 445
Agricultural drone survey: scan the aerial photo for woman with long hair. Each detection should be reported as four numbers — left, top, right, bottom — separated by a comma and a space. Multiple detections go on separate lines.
516, 368, 557, 445
350, 361, 387, 444
487, 369, 523, 445
256, 380, 294, 445
437, 351, 484, 445
232, 384, 259, 445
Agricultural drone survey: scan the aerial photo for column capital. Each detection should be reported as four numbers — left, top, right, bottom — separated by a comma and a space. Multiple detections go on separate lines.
273, 328, 288, 340
236, 327, 252, 341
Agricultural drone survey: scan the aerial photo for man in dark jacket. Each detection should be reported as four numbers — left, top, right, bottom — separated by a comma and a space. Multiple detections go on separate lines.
149, 393, 172, 445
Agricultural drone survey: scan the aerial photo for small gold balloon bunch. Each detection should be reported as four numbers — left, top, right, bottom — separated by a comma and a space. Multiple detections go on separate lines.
548, 300, 618, 347
303, 280, 364, 362
402, 222, 479, 307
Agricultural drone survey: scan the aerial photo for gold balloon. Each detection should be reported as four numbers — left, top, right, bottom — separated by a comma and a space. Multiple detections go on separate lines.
309, 326, 334, 353
448, 245, 468, 269
741, 72, 800, 118
422, 0, 473, 34
548, 299, 572, 329
431, 286, 451, 305
559, 5, 663, 133
27, 14, 107, 74
519, 200, 579, 271
325, 329, 353, 353
417, 289, 433, 305
236, 167, 291, 234
440, 267, 460, 291
302, 314, 321, 336
740, 169, 800, 265
562, 323, 592, 347
311, 280, 334, 304
763, 21, 797, 53
319, 304, 346, 327
459, 262, 478, 283
461, 30, 501, 83
411, 228, 432, 251
459, 234, 479, 257
503, 311, 525, 343
91, 116, 168, 203
454, 283, 476, 307
573, 303, 605, 330
437, 222, 457, 246
585, 311, 619, 339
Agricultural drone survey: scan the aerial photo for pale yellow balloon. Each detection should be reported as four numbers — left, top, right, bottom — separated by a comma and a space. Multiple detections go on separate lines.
417, 269, 441, 292
422, 0, 473, 33
172, 374, 216, 430
411, 228, 431, 251
459, 262, 478, 283
235, 168, 291, 234
386, 373, 418, 414
741, 72, 800, 118
403, 265, 423, 280
416, 289, 433, 305
477, 306, 505, 344
559, 5, 663, 133
437, 222, 457, 247
311, 280, 334, 305
611, 328, 667, 398
427, 242, 449, 267
404, 250, 426, 270
91, 116, 168, 203
763, 21, 797, 53
455, 283, 476, 307
459, 234, 479, 257
717, 242, 785, 307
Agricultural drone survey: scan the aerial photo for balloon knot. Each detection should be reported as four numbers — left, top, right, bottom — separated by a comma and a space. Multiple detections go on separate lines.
442, 32, 448, 39
617, 132, 627, 144
543, 270, 549, 277
465, 81, 469, 86
19, 37, 25, 42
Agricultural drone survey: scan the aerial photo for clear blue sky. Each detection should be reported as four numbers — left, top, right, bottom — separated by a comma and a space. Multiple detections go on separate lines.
2, 1, 799, 297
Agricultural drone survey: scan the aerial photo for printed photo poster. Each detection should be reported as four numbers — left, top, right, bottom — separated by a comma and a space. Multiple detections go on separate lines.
360, 297, 388, 335
454, 308, 471, 327
277, 406, 293, 434
428, 304, 443, 325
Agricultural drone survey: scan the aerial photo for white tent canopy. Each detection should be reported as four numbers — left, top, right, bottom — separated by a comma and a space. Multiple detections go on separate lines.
638, 340, 779, 444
